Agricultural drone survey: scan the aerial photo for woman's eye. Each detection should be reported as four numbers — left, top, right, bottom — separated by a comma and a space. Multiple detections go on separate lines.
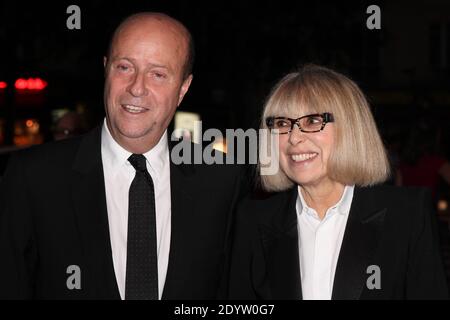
275, 120, 290, 127
306, 116, 321, 124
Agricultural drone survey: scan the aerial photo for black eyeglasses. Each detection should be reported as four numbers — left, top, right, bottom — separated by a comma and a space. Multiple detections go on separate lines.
265, 113, 334, 134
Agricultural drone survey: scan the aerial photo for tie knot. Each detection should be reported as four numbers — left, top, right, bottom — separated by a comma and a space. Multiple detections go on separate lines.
128, 154, 147, 172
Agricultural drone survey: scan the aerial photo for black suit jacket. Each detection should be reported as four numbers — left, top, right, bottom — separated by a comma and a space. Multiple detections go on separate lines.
0, 126, 248, 299
226, 185, 449, 299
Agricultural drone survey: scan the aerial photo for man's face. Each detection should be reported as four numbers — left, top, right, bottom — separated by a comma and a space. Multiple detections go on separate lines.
104, 19, 192, 152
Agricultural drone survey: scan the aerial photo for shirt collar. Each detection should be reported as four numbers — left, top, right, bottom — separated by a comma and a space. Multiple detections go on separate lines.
101, 118, 169, 181
296, 185, 355, 218
142, 129, 169, 179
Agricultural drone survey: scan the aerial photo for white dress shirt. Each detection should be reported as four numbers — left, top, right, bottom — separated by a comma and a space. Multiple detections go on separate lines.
296, 185, 354, 300
101, 119, 171, 300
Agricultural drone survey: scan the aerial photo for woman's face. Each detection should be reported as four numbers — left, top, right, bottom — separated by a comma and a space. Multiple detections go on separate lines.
277, 112, 335, 188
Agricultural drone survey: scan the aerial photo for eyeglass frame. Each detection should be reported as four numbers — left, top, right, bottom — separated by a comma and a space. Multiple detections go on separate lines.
265, 112, 335, 134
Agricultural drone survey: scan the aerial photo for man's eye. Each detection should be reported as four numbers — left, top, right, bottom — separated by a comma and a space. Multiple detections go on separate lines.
152, 72, 167, 79
116, 64, 131, 72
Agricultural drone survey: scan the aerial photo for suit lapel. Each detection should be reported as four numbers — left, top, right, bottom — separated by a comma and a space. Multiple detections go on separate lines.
259, 188, 302, 300
161, 141, 197, 299
70, 127, 120, 299
332, 187, 386, 300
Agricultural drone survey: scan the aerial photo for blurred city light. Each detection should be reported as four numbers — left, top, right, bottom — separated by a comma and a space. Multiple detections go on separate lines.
14, 78, 47, 91
438, 200, 448, 212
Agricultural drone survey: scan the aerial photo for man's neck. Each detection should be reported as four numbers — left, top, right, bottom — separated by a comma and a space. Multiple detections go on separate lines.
105, 120, 164, 154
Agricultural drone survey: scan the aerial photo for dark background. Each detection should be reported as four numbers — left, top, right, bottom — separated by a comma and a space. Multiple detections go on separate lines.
0, 5, 449, 181
1, 0, 450, 282
1, 0, 449, 139
3, 0, 450, 188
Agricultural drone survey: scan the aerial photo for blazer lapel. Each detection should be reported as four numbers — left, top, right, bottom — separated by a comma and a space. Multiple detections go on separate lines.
332, 187, 387, 300
259, 188, 302, 300
161, 141, 197, 299
70, 127, 120, 299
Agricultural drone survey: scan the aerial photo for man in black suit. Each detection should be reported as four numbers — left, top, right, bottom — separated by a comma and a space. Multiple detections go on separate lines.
0, 12, 246, 299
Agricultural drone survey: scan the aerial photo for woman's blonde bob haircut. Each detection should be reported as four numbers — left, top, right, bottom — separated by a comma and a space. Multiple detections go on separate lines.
259, 64, 390, 192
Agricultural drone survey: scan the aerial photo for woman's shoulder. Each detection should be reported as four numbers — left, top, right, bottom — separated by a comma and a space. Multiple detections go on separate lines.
357, 184, 431, 197
356, 184, 432, 203
355, 185, 433, 217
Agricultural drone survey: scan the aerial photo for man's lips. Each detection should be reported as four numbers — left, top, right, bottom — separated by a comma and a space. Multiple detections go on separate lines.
121, 104, 149, 114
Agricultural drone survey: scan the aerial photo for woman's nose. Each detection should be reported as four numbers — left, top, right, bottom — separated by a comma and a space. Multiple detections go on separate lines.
288, 124, 306, 145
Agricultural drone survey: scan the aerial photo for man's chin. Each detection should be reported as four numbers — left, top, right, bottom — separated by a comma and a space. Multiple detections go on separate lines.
119, 128, 154, 140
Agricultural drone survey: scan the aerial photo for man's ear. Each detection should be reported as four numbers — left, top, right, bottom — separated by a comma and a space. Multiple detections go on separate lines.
177, 74, 193, 106
103, 56, 108, 68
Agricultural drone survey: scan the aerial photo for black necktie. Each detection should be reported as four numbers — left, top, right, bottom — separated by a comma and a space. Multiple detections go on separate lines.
125, 154, 158, 300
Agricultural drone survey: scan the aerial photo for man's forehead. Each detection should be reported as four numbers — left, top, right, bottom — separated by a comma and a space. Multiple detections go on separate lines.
111, 19, 187, 55
116, 15, 187, 44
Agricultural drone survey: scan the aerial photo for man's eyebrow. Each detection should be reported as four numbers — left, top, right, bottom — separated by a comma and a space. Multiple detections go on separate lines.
110, 57, 170, 70
147, 64, 170, 70
110, 57, 134, 63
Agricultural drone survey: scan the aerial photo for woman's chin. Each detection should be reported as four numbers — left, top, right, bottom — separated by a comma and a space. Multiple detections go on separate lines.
288, 172, 329, 188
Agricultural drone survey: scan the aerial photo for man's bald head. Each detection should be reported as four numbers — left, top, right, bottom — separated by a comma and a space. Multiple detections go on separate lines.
107, 12, 194, 79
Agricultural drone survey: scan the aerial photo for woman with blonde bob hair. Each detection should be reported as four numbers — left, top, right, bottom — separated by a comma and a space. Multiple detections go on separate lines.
226, 64, 448, 300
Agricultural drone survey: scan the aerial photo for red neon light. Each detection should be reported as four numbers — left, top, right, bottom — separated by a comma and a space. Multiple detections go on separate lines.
15, 78, 48, 90
0, 81, 7, 89
15, 78, 28, 90
35, 78, 48, 90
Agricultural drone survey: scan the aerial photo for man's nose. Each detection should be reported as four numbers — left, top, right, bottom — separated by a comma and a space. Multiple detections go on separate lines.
288, 124, 306, 145
127, 72, 148, 97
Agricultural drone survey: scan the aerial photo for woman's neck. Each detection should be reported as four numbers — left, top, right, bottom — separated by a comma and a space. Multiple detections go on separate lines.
300, 180, 345, 220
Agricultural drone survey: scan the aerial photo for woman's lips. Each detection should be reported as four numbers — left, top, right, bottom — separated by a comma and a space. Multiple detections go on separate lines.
290, 152, 318, 162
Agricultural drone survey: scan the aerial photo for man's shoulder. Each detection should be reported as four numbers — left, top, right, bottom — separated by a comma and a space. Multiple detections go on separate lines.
11, 136, 83, 166
16, 125, 101, 161
0, 133, 93, 192
6, 126, 102, 174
